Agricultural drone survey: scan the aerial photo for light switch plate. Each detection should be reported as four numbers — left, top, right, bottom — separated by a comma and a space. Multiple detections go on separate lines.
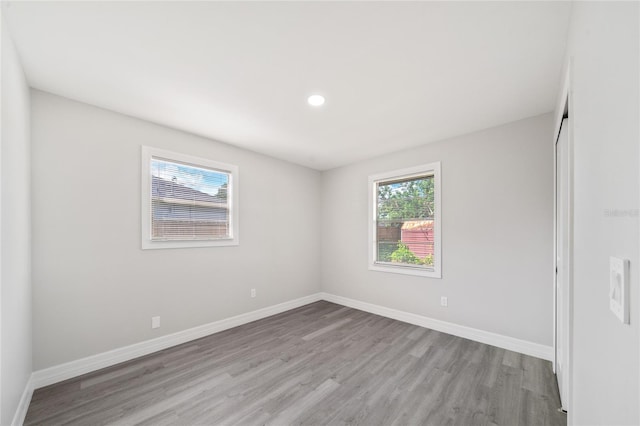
609, 257, 629, 324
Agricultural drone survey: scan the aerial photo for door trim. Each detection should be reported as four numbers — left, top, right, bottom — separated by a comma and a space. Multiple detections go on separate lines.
553, 61, 573, 414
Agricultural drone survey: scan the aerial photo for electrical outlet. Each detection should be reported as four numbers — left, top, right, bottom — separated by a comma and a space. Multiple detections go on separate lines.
440, 297, 448, 307
151, 316, 161, 329
251, 288, 256, 298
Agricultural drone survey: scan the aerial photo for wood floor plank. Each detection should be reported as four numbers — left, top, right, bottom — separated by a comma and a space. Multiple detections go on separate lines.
24, 301, 566, 426
487, 364, 525, 425
302, 318, 352, 341
267, 378, 341, 425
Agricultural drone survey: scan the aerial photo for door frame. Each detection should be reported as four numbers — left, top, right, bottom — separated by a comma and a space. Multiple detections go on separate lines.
553, 61, 573, 413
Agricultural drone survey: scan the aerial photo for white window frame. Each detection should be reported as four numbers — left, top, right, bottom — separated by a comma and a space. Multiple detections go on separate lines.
368, 162, 441, 278
141, 146, 239, 249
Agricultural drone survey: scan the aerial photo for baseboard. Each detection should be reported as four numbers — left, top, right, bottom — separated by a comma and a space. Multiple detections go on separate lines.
30, 290, 552, 391
320, 292, 553, 361
31, 293, 322, 389
11, 374, 34, 426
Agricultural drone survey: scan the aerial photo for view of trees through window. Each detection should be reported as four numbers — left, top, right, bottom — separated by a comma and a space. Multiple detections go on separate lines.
376, 174, 435, 267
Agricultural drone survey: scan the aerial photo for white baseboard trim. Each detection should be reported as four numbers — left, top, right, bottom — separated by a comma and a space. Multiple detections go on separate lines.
31, 293, 322, 390
30, 291, 551, 391
320, 292, 553, 361
11, 374, 34, 426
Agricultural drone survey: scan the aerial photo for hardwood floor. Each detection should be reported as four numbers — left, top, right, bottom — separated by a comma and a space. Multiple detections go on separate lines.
25, 301, 566, 425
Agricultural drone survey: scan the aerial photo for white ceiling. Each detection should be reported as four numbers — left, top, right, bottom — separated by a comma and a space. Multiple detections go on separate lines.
4, 1, 571, 170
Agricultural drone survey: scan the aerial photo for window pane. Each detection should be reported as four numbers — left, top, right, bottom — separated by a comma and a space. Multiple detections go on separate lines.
376, 175, 435, 267
151, 158, 230, 240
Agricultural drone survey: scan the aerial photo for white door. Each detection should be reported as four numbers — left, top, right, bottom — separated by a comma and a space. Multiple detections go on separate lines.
555, 117, 570, 411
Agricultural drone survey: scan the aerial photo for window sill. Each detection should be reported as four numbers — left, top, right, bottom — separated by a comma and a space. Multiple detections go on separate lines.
369, 262, 441, 278
142, 238, 239, 250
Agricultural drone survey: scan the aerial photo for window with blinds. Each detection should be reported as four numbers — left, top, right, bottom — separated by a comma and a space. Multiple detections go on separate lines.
141, 146, 239, 249
368, 163, 441, 278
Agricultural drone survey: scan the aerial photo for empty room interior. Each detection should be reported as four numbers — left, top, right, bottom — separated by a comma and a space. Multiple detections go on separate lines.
1, 1, 639, 425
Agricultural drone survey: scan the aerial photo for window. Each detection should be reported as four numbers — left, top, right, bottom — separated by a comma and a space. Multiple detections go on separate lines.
368, 162, 441, 278
141, 146, 239, 249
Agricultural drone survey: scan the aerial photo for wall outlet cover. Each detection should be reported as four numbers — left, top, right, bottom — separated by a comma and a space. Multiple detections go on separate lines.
151, 316, 161, 329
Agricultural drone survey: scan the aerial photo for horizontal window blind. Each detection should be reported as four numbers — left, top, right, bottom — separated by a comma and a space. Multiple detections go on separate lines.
150, 157, 230, 241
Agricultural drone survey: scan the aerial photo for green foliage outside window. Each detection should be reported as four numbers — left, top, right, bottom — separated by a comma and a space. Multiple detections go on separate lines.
378, 241, 398, 262
377, 176, 434, 222
390, 242, 434, 266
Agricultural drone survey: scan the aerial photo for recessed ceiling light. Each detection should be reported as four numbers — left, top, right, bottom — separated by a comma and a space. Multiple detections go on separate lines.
307, 94, 325, 107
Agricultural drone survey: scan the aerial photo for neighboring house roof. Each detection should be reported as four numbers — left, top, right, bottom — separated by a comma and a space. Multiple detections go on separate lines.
151, 176, 228, 222
401, 220, 433, 231
152, 176, 227, 207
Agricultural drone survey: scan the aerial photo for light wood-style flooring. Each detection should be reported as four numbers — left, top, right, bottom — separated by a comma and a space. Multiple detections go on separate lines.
25, 301, 566, 425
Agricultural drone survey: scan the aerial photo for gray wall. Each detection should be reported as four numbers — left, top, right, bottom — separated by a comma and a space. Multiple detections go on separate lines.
321, 114, 554, 346
31, 91, 321, 369
564, 2, 639, 424
1, 16, 32, 426
14, 4, 640, 423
